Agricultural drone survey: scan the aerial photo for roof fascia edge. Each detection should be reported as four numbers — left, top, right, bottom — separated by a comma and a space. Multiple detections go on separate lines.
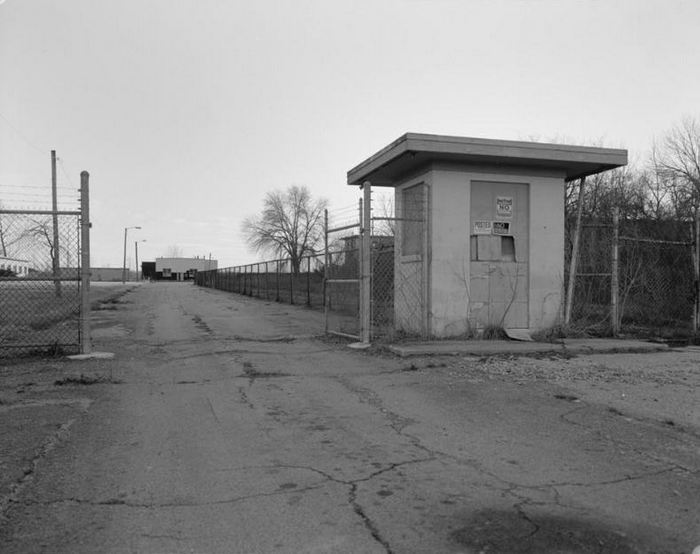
347, 134, 410, 184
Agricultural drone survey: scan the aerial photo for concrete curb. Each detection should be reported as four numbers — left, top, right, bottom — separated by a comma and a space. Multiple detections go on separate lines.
387, 339, 669, 358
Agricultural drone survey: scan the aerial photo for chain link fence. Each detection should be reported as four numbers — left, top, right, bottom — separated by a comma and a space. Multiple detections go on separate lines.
195, 188, 429, 343
0, 211, 83, 356
195, 255, 326, 308
378, 184, 428, 339
566, 216, 695, 337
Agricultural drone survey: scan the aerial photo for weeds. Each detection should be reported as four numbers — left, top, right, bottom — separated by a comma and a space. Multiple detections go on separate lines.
54, 374, 122, 386
481, 325, 508, 340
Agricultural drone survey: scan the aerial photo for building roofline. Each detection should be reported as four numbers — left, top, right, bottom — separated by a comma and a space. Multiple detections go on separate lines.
347, 133, 628, 186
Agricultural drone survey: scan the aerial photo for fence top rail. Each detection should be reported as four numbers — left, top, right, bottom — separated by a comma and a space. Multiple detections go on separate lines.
327, 222, 360, 234
0, 209, 81, 216
619, 236, 691, 246
0, 276, 82, 282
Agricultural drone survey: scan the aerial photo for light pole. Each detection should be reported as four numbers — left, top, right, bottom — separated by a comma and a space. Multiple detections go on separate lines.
122, 226, 141, 283
134, 239, 146, 281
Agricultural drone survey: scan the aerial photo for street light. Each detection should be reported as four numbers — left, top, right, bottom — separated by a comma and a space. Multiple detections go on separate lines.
122, 226, 142, 283
134, 239, 146, 281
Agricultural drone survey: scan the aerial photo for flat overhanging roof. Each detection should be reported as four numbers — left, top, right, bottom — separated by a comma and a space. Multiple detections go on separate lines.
347, 133, 628, 186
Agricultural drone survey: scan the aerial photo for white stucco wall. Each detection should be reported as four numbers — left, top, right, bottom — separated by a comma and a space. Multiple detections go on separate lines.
427, 169, 472, 337
527, 174, 565, 330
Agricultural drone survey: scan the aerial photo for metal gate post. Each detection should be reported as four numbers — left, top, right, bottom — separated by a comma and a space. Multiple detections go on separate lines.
79, 171, 91, 354
360, 181, 372, 343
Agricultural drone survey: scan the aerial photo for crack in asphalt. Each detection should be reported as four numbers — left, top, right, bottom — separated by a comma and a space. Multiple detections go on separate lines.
19, 484, 327, 510
349, 482, 395, 554
0, 418, 78, 520
268, 458, 435, 554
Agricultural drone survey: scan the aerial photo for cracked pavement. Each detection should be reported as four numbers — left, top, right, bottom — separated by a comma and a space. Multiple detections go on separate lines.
0, 282, 698, 553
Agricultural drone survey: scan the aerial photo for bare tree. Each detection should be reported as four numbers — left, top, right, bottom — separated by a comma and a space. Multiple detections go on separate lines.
372, 192, 395, 236
655, 117, 700, 188
0, 202, 7, 257
654, 117, 700, 215
24, 217, 62, 296
242, 185, 327, 274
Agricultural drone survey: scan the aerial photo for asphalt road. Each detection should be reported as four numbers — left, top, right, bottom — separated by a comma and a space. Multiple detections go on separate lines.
0, 282, 698, 553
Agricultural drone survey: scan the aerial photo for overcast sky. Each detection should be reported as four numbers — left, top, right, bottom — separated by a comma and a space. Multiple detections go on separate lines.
1, 0, 698, 268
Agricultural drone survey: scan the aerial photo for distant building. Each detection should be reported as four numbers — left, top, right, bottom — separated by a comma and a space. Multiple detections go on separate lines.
141, 262, 156, 280
0, 256, 31, 277
154, 257, 218, 281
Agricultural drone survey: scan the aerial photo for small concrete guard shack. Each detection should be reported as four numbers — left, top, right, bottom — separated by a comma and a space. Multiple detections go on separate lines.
347, 133, 627, 337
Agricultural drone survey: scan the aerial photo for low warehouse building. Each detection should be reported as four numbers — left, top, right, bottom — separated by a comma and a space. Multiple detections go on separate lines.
155, 257, 218, 281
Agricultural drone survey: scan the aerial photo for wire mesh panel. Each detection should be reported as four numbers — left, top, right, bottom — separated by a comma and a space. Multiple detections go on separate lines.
566, 221, 614, 334
389, 184, 428, 338
0, 211, 82, 356
370, 239, 395, 338
619, 237, 693, 333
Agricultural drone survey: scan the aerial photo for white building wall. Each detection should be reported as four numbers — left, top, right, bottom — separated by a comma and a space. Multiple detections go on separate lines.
428, 169, 473, 337
155, 257, 218, 275
527, 174, 565, 330
154, 257, 219, 280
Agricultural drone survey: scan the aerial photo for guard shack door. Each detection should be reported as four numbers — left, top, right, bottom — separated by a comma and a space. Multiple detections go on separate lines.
469, 181, 529, 330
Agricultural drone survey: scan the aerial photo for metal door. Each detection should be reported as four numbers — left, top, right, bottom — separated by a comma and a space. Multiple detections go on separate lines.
469, 181, 529, 330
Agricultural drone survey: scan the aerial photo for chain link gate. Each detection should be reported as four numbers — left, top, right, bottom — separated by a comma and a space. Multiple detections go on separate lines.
0, 210, 84, 356
323, 183, 428, 342
324, 202, 362, 339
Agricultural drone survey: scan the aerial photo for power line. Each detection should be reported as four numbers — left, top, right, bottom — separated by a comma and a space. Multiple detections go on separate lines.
57, 157, 76, 189
0, 111, 47, 155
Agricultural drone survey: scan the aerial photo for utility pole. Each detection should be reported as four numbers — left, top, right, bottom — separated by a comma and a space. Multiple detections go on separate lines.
51, 150, 62, 297
135, 241, 140, 281
122, 226, 141, 283
135, 239, 146, 281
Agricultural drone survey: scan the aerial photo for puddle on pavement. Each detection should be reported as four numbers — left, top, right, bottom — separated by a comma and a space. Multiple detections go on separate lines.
451, 509, 640, 553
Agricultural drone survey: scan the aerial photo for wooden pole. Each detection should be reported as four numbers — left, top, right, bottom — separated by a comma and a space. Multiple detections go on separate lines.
611, 207, 620, 336
565, 176, 586, 326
